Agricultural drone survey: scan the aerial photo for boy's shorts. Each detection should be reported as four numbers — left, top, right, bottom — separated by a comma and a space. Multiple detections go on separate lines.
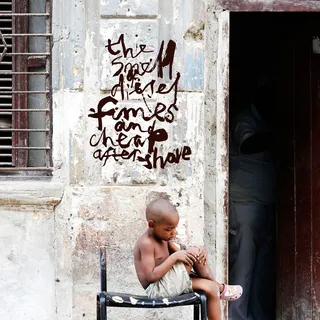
145, 262, 193, 298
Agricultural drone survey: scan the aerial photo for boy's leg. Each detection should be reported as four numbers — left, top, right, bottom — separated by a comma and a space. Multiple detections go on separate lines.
192, 260, 243, 301
192, 261, 224, 293
191, 277, 221, 320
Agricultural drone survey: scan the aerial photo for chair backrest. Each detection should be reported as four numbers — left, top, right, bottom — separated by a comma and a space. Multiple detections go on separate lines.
100, 247, 107, 292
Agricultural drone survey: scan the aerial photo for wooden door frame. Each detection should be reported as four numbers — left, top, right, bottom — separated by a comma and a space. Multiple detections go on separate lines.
213, 0, 320, 12
204, 1, 320, 318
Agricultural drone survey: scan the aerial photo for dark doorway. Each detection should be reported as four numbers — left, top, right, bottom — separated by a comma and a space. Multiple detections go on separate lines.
229, 12, 320, 319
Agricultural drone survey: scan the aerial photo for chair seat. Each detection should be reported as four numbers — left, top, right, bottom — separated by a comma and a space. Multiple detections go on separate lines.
104, 291, 201, 308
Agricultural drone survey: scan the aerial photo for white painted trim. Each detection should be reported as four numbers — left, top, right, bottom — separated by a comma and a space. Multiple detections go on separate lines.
204, 7, 230, 318
216, 9, 229, 287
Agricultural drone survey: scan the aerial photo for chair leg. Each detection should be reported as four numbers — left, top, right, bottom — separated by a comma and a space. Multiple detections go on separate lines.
200, 292, 207, 320
99, 293, 107, 320
97, 294, 100, 320
193, 304, 200, 320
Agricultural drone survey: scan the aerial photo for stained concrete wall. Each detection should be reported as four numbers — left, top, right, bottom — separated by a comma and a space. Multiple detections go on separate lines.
0, 1, 227, 319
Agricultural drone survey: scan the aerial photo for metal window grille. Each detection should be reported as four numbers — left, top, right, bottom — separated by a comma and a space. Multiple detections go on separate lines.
0, 0, 52, 175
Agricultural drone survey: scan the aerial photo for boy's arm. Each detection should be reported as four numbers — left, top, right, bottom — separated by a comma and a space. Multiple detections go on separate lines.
172, 244, 206, 265
168, 241, 180, 254
140, 238, 196, 283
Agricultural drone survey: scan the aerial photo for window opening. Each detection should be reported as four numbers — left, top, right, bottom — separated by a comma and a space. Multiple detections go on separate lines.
0, 0, 52, 175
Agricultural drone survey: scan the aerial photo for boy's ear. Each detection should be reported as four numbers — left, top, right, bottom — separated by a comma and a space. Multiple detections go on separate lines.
148, 220, 155, 228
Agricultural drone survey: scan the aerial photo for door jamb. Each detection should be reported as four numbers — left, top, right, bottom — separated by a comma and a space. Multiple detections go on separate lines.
204, 1, 320, 318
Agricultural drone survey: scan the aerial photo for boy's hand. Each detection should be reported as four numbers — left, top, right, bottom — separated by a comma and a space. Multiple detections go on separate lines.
196, 246, 207, 265
187, 247, 199, 259
187, 246, 207, 265
173, 250, 197, 266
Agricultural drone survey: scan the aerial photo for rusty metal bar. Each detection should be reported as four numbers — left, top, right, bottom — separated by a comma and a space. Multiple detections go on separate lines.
0, 13, 49, 16
45, 0, 52, 168
0, 167, 53, 171
3, 33, 52, 37
0, 146, 50, 150
0, 71, 49, 75
6, 53, 50, 56
0, 91, 49, 93
0, 109, 49, 112
0, 129, 49, 132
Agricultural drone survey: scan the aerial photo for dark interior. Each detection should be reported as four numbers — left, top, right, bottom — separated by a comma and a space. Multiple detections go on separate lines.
229, 12, 320, 318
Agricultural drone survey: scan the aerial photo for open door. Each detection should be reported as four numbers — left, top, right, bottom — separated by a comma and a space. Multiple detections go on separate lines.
228, 12, 320, 319
276, 17, 320, 319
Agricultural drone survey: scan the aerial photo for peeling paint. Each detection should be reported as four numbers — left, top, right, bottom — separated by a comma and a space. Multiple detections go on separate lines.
184, 21, 205, 41
130, 297, 138, 305
74, 224, 108, 253
112, 296, 124, 303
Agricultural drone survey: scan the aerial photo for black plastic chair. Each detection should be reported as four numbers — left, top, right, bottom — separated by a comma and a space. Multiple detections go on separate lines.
96, 247, 208, 320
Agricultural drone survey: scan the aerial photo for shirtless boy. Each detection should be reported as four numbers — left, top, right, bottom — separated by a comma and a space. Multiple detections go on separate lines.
134, 199, 243, 320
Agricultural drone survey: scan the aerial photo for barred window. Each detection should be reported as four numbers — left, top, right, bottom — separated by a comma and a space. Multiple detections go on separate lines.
0, 0, 52, 175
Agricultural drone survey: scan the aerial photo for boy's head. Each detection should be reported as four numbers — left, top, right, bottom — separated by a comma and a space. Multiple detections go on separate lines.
146, 199, 179, 241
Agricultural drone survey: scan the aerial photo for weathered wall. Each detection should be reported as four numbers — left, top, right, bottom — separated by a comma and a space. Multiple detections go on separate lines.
60, 1, 209, 319
0, 0, 228, 319
0, 182, 63, 320
0, 208, 56, 319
